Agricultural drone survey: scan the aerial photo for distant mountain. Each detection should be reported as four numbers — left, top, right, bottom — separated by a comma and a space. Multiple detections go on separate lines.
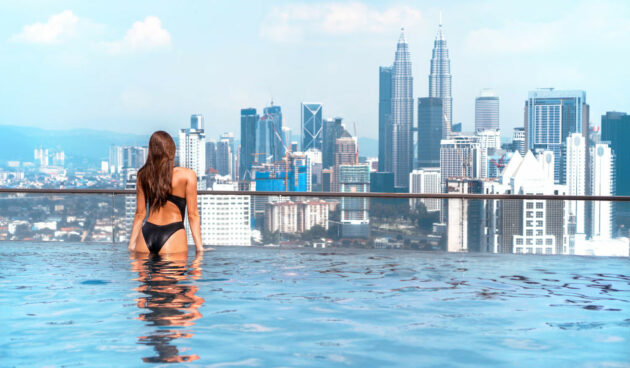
0, 125, 153, 164
358, 137, 378, 157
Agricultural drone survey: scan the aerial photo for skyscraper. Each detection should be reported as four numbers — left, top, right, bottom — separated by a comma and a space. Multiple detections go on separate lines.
205, 140, 217, 172
590, 143, 614, 239
240, 108, 258, 180
339, 164, 370, 238
216, 139, 232, 178
566, 133, 586, 234
378, 66, 392, 172
524, 89, 589, 183
476, 128, 501, 178
512, 127, 526, 156
323, 117, 345, 169
417, 97, 442, 168
429, 21, 452, 137
332, 130, 357, 193
301, 103, 323, 151
440, 135, 481, 184
391, 28, 413, 189
601, 111, 630, 202
475, 89, 499, 130
178, 116, 206, 189
260, 104, 284, 162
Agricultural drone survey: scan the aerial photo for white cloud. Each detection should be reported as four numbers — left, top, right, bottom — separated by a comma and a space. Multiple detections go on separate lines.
10, 10, 79, 44
259, 2, 422, 43
102, 16, 171, 54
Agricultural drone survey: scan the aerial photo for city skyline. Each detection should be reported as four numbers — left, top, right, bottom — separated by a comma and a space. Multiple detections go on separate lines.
1, 1, 629, 140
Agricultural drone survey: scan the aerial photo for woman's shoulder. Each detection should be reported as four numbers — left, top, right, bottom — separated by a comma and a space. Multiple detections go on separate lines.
174, 166, 195, 177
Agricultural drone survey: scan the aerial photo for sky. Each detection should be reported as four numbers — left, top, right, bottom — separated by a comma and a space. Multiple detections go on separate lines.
0, 0, 629, 141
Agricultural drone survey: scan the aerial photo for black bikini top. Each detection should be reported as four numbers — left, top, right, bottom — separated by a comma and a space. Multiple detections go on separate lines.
166, 193, 186, 220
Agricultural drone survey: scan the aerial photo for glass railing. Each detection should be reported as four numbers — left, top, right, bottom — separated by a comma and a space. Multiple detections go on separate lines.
0, 188, 628, 257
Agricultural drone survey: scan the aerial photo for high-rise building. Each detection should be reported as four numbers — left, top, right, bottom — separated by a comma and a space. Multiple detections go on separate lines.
482, 151, 570, 254
391, 28, 413, 189
378, 66, 393, 172
524, 89, 589, 183
265, 200, 329, 234
429, 21, 452, 137
240, 108, 258, 181
475, 89, 499, 130
206, 140, 217, 172
259, 104, 285, 163
323, 117, 345, 169
332, 132, 358, 192
339, 164, 370, 238
447, 179, 484, 252
216, 139, 232, 178
477, 128, 501, 178
301, 103, 323, 151
122, 169, 138, 242
178, 116, 207, 189
34, 148, 49, 167
440, 135, 481, 185
198, 183, 251, 246
409, 168, 441, 212
512, 127, 526, 156
566, 133, 586, 234
417, 97, 443, 168
601, 111, 630, 209
590, 143, 614, 239
190, 114, 203, 130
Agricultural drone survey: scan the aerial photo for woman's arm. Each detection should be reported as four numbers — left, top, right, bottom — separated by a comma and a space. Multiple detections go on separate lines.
186, 170, 203, 252
127, 176, 147, 251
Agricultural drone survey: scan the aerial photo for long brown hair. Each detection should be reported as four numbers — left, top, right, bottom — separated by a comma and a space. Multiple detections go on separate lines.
137, 131, 177, 212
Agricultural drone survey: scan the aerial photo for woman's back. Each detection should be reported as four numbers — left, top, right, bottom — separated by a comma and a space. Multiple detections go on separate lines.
145, 166, 188, 226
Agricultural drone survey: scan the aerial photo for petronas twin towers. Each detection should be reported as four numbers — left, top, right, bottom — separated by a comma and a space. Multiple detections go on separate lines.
379, 22, 452, 189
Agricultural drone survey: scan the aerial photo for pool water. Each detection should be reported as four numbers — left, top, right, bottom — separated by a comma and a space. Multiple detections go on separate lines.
1, 242, 629, 367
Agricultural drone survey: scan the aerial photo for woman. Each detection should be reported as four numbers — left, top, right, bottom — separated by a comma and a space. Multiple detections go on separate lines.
128, 131, 203, 254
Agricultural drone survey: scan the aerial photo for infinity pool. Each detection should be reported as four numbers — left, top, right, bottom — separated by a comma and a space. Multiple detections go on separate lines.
1, 242, 628, 366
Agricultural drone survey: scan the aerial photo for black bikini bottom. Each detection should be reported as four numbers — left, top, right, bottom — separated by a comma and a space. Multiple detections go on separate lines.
141, 221, 185, 254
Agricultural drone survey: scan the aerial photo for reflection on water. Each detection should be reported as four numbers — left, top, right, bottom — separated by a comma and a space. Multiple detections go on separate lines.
129, 252, 204, 363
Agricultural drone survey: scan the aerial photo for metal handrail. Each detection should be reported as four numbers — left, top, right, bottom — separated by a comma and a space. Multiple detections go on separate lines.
0, 188, 629, 201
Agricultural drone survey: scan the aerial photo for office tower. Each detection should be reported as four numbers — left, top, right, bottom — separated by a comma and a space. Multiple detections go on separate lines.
303, 148, 323, 191
477, 128, 501, 178
417, 97, 443, 168
301, 103, 323, 151
475, 89, 499, 130
332, 132, 358, 192
524, 89, 589, 183
339, 164, 370, 238
601, 111, 630, 205
198, 183, 251, 246
391, 28, 413, 189
178, 116, 207, 189
409, 168, 441, 212
34, 148, 49, 167
206, 140, 217, 171
190, 114, 203, 130
447, 179, 483, 252
323, 117, 345, 169
370, 172, 395, 193
240, 108, 258, 180
512, 127, 526, 155
259, 104, 285, 163
216, 139, 232, 178
439, 135, 481, 185
590, 143, 614, 239
429, 21, 453, 137
378, 66, 393, 172
482, 152, 569, 254
566, 133, 586, 234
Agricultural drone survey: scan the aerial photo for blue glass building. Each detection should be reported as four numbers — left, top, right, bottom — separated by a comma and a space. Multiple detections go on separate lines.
525, 89, 589, 183
240, 108, 258, 180
301, 103, 323, 151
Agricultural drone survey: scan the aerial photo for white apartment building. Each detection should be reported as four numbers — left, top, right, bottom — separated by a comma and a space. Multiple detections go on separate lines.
590, 143, 614, 239
195, 182, 251, 246
409, 168, 441, 212
476, 128, 501, 178
178, 115, 206, 189
565, 133, 586, 234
